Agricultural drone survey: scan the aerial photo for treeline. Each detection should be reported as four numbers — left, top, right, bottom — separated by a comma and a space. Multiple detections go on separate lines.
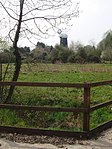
0, 30, 112, 64
31, 44, 101, 63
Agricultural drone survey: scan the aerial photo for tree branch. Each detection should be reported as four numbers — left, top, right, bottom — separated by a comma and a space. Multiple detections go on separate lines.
0, 1, 18, 21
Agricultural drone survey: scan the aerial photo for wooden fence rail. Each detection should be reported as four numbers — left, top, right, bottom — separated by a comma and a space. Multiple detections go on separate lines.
0, 80, 112, 139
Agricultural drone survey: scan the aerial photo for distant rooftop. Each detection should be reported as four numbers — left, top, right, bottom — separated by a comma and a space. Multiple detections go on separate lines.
60, 33, 68, 38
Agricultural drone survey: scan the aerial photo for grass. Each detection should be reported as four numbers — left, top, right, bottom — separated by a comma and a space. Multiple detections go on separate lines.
19, 63, 112, 82
1, 63, 112, 131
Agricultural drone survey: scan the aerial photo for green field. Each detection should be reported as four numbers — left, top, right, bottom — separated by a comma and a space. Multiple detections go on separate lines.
1, 63, 112, 131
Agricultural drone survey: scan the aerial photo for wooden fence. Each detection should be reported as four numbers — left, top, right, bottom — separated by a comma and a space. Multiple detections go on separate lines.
0, 80, 112, 139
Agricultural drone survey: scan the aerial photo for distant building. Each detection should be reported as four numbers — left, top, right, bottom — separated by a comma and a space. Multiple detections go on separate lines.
60, 33, 68, 47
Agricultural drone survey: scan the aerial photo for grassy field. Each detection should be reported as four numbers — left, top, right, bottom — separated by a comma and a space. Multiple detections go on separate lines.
1, 63, 112, 131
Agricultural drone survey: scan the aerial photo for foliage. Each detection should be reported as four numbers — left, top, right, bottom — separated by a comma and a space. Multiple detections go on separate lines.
1, 30, 112, 64
91, 106, 112, 129
0, 109, 26, 127
0, 49, 15, 63
98, 30, 112, 63
101, 48, 112, 63
36, 42, 45, 49
29, 43, 101, 64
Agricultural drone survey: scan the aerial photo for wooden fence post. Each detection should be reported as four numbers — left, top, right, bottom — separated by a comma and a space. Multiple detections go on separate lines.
83, 82, 90, 132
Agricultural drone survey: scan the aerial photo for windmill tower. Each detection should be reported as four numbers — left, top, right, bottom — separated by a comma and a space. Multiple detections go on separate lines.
60, 33, 68, 47
57, 29, 68, 47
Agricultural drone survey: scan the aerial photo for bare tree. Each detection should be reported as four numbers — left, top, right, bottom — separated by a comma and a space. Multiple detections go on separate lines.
0, 0, 79, 103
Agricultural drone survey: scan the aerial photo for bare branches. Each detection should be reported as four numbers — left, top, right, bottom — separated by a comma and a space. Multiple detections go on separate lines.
0, 0, 79, 104
22, 0, 79, 21
21, 0, 79, 38
8, 24, 17, 42
0, 0, 79, 45
0, 1, 18, 21
13, 0, 25, 48
23, 0, 71, 17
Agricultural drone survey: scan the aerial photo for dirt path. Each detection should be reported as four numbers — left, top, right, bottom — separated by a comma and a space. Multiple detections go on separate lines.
0, 128, 112, 149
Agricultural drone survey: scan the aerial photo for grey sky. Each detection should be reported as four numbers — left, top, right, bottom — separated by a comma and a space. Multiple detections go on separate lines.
1, 0, 111, 49
41, 0, 112, 47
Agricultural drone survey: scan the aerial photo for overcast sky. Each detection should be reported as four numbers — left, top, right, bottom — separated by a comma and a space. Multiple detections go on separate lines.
38, 0, 112, 47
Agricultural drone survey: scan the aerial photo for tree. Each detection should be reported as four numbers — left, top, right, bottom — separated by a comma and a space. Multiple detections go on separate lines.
98, 30, 112, 63
0, 38, 10, 52
75, 47, 87, 63
101, 48, 112, 63
56, 46, 70, 63
31, 47, 46, 62
0, 0, 79, 103
98, 30, 112, 50
103, 30, 112, 49
0, 39, 15, 102
36, 42, 45, 49
69, 41, 83, 52
84, 45, 101, 63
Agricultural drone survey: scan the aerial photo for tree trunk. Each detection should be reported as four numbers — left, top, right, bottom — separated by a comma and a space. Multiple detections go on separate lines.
4, 0, 24, 103
4, 49, 21, 103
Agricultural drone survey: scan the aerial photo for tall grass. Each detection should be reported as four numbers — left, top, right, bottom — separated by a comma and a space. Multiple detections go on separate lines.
0, 63, 112, 130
